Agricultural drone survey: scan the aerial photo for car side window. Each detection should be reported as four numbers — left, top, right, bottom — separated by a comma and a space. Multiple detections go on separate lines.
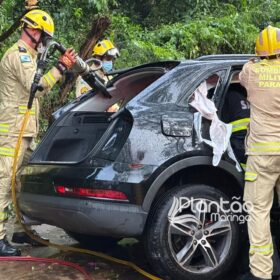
178, 70, 226, 107
186, 72, 223, 106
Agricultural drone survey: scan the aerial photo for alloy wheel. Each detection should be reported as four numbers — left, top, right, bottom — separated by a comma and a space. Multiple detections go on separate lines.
167, 197, 232, 274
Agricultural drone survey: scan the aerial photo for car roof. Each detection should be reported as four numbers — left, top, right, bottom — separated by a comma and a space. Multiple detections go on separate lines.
179, 54, 257, 69
183, 54, 256, 65
108, 54, 256, 81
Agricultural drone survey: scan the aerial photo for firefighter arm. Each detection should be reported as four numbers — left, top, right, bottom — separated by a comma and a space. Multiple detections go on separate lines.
37, 48, 76, 97
36, 67, 62, 97
35, 48, 77, 97
239, 62, 251, 87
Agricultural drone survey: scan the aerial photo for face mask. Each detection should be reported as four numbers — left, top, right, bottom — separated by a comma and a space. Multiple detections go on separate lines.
102, 61, 113, 72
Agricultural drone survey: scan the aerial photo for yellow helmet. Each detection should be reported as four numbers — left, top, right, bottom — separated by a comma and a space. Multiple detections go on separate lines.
255, 25, 280, 57
93, 39, 120, 58
21, 9, 54, 37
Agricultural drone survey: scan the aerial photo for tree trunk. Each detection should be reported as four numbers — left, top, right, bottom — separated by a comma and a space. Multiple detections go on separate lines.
58, 15, 111, 103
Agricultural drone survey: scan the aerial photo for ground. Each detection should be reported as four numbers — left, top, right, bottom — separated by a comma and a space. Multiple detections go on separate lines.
0, 220, 251, 280
0, 221, 147, 280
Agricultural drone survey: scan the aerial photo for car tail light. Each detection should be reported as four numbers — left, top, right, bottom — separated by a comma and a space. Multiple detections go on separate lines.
54, 185, 128, 201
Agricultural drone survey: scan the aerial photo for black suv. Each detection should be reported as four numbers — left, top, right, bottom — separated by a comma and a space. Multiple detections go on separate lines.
19, 55, 263, 280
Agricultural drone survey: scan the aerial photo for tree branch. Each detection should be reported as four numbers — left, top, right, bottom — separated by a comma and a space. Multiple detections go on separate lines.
0, 0, 38, 43
0, 11, 25, 43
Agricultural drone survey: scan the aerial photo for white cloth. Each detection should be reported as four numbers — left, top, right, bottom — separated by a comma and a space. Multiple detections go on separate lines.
190, 82, 241, 171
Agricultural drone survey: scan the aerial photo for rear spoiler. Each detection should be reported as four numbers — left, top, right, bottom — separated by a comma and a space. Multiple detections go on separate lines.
106, 60, 180, 77
196, 54, 256, 61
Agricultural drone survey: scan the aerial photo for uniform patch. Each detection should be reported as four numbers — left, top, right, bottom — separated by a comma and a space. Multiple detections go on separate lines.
81, 86, 89, 94
20, 55, 31, 63
18, 46, 27, 53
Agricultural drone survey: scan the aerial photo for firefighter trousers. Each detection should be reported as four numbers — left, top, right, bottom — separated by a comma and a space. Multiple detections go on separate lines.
244, 155, 280, 279
0, 136, 33, 240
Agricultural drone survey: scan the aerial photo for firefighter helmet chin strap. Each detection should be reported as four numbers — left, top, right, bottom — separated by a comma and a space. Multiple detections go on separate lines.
23, 27, 42, 50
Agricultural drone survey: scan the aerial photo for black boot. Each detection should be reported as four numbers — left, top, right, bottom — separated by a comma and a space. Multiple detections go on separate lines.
240, 272, 271, 280
0, 237, 21, 256
12, 231, 49, 247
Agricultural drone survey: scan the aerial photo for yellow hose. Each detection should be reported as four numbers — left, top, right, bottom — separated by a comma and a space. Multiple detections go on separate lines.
11, 110, 162, 280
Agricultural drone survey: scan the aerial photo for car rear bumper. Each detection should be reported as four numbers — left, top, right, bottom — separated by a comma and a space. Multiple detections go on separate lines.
19, 193, 148, 237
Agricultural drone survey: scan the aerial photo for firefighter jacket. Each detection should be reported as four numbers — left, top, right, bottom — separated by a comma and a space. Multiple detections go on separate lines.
222, 83, 250, 137
75, 64, 110, 98
240, 58, 280, 155
0, 39, 61, 137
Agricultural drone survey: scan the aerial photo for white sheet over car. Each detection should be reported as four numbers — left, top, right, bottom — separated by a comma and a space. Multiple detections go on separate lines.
190, 81, 241, 171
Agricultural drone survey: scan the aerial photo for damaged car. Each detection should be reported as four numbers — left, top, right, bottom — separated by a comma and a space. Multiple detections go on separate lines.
19, 55, 278, 280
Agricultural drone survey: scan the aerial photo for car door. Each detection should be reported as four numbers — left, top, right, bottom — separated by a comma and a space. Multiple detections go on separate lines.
177, 67, 231, 149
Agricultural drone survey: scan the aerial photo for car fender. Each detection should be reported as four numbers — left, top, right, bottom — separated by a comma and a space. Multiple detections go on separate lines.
142, 156, 244, 212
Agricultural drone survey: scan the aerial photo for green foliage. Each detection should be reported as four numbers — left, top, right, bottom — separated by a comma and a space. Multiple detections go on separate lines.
38, 0, 116, 49
111, 15, 183, 69
111, 12, 258, 67
0, 0, 23, 57
1, 0, 280, 136
1, 1, 279, 69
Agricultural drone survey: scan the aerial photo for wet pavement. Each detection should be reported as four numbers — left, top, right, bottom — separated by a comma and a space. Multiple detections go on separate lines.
0, 222, 149, 280
0, 222, 243, 280
0, 261, 86, 280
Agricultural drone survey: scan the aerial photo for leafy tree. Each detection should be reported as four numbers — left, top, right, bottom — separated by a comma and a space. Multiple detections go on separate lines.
1, 0, 280, 135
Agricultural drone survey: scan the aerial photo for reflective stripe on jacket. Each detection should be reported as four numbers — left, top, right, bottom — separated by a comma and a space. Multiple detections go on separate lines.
230, 118, 250, 133
248, 142, 280, 153
249, 243, 273, 255
0, 211, 8, 222
0, 146, 14, 157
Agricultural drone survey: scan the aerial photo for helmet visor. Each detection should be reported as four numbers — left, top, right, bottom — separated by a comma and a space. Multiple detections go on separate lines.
106, 48, 120, 58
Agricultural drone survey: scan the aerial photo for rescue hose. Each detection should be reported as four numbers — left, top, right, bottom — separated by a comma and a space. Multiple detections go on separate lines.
9, 109, 162, 280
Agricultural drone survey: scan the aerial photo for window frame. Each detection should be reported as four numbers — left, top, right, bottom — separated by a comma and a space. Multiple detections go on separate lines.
217, 67, 244, 119
176, 67, 230, 108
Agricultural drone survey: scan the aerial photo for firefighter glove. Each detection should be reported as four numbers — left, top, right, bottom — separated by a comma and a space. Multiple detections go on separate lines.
56, 48, 77, 74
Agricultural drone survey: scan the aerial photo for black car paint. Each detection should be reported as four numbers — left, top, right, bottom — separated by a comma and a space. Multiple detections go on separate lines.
19, 59, 249, 237
20, 193, 148, 236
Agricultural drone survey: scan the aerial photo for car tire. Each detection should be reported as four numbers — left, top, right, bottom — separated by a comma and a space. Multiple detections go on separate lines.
145, 184, 240, 280
67, 232, 120, 249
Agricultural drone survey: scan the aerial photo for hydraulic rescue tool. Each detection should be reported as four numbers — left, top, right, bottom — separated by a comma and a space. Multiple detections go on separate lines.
28, 38, 111, 110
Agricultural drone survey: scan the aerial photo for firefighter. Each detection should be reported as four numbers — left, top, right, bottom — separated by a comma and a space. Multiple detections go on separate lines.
240, 25, 280, 280
0, 9, 77, 256
75, 39, 119, 102
222, 82, 250, 169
